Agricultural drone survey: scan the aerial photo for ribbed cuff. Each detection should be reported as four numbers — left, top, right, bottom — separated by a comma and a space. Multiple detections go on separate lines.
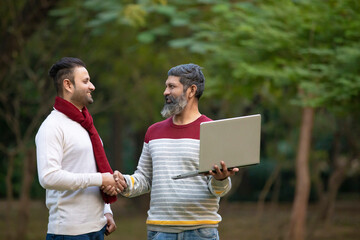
211, 177, 230, 187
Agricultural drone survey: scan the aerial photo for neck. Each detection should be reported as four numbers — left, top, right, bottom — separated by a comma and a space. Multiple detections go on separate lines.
172, 100, 201, 125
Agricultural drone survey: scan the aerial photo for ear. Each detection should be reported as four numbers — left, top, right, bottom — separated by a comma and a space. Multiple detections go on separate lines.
63, 79, 74, 94
187, 84, 197, 99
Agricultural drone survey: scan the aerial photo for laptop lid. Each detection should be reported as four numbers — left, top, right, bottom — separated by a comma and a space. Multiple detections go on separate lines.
198, 114, 261, 173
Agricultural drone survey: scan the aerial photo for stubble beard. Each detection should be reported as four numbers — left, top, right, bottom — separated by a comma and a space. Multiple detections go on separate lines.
161, 93, 188, 118
71, 91, 94, 108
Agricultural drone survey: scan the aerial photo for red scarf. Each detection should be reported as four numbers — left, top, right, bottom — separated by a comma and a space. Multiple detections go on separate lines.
54, 96, 117, 204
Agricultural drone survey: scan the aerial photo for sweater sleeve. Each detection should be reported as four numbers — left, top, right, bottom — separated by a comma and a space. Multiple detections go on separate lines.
103, 204, 113, 215
35, 124, 103, 191
208, 176, 232, 197
121, 142, 152, 198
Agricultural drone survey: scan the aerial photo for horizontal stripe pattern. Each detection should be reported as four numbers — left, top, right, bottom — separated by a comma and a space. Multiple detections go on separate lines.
123, 116, 231, 229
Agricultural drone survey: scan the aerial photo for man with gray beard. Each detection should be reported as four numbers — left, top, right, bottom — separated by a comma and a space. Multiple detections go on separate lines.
160, 72, 188, 118
108, 63, 239, 240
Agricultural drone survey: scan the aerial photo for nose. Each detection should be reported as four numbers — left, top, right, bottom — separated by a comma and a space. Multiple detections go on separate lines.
89, 82, 95, 91
163, 87, 170, 96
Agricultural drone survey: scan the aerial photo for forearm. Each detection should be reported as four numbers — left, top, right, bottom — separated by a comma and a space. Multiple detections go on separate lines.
121, 143, 152, 197
121, 172, 151, 198
39, 168, 102, 191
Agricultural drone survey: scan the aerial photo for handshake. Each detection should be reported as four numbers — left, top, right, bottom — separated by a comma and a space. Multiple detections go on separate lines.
101, 171, 127, 196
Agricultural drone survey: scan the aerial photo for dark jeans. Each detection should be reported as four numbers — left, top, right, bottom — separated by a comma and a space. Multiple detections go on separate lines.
46, 225, 106, 240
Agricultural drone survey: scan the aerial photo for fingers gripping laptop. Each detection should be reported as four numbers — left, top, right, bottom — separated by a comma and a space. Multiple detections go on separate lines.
172, 114, 261, 180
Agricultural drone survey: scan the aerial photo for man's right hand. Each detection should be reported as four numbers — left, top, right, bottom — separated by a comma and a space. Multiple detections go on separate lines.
101, 173, 117, 196
101, 172, 116, 186
101, 172, 127, 196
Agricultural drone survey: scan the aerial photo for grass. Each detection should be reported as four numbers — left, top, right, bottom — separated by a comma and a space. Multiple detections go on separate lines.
0, 197, 359, 240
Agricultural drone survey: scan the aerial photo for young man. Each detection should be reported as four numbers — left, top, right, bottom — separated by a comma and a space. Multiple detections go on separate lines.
111, 63, 238, 240
35, 57, 126, 239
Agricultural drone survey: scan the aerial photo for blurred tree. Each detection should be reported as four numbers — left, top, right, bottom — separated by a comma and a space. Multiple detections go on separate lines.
46, 0, 202, 171
2, 1, 360, 239
1, 2, 202, 237
129, 0, 360, 239
0, 1, 60, 240
0, 0, 59, 80
310, 110, 360, 237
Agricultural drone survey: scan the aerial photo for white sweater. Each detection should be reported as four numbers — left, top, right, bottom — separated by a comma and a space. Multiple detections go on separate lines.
35, 109, 112, 235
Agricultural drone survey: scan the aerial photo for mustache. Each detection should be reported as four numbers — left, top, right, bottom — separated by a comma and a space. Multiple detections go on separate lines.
161, 94, 188, 118
165, 95, 177, 104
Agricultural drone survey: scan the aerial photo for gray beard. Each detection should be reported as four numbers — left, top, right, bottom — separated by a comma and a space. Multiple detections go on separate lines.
161, 94, 188, 118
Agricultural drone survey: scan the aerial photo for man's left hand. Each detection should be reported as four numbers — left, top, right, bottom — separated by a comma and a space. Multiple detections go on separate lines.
104, 213, 116, 236
207, 161, 239, 181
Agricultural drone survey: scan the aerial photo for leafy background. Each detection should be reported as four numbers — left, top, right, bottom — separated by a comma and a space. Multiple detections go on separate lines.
0, 1, 359, 240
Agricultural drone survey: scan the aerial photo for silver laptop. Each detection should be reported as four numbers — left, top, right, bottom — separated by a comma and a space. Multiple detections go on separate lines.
172, 114, 261, 180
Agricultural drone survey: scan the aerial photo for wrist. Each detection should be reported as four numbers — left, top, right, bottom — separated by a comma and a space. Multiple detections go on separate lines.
215, 177, 228, 181
92, 173, 103, 186
101, 173, 112, 186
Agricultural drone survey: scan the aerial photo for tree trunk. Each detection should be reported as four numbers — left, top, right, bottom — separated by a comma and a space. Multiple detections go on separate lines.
308, 134, 349, 239
15, 148, 37, 240
315, 121, 351, 223
287, 107, 314, 240
270, 170, 282, 209
256, 165, 281, 219
5, 152, 15, 240
319, 156, 348, 222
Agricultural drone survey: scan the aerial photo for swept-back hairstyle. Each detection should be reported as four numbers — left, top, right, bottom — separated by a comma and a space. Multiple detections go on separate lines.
167, 63, 205, 99
48, 57, 86, 96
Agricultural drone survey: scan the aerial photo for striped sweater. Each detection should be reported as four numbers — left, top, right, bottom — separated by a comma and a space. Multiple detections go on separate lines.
122, 115, 232, 232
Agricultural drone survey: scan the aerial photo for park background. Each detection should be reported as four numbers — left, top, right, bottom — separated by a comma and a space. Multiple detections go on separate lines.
0, 0, 359, 240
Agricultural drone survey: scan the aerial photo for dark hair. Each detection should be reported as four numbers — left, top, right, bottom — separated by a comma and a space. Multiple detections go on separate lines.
48, 57, 86, 96
167, 63, 205, 99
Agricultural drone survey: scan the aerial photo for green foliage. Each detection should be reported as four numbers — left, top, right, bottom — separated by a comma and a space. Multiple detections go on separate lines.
137, 1, 360, 189
1, 0, 202, 199
1, 0, 360, 202
147, 0, 360, 110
